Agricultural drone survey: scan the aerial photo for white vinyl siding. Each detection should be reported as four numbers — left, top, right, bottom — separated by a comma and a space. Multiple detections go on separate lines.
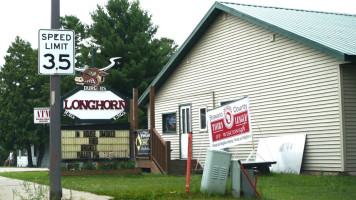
342, 65, 356, 172
150, 12, 347, 171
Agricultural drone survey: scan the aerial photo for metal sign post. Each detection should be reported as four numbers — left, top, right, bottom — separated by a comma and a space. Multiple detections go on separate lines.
50, 0, 62, 199
38, 1, 75, 198
49, 75, 61, 200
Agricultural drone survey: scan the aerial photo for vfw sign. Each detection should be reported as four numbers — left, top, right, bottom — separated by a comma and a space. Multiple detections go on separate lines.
207, 97, 252, 149
34, 107, 50, 124
61, 86, 129, 122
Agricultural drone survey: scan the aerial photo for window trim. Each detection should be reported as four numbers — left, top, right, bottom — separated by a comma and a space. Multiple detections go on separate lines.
162, 112, 177, 134
219, 99, 237, 106
199, 106, 208, 132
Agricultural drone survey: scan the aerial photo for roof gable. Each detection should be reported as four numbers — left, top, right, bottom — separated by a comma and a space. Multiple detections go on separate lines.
139, 2, 356, 106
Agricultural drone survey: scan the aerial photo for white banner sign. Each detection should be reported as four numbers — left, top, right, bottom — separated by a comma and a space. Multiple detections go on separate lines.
34, 107, 50, 124
207, 97, 252, 149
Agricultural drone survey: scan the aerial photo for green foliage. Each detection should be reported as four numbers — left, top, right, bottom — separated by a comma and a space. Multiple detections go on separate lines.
60, 15, 88, 54
90, 0, 178, 97
98, 159, 118, 170
0, 149, 9, 166
58, 1, 178, 127
0, 0, 177, 153
61, 163, 68, 171
61, 159, 135, 171
65, 162, 81, 171
0, 37, 49, 165
98, 159, 136, 170
12, 181, 48, 200
83, 161, 95, 170
72, 161, 81, 171
59, 15, 89, 125
60, 15, 90, 75
118, 159, 136, 169
59, 0, 178, 99
3, 172, 356, 200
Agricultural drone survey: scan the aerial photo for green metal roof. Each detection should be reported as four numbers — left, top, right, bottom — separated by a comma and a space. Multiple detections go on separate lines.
139, 2, 356, 106
219, 2, 356, 60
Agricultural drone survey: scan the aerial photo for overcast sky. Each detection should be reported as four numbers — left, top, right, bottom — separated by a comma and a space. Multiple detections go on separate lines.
1, 0, 355, 66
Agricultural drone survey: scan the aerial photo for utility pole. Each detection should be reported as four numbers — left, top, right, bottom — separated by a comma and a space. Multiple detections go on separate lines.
49, 0, 62, 199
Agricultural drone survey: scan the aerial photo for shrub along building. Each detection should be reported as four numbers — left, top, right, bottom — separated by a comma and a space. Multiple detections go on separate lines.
138, 2, 356, 173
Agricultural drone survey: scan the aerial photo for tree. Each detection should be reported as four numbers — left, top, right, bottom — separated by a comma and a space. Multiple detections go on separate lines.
59, 15, 93, 125
89, 0, 178, 98
60, 15, 89, 73
59, 15, 88, 94
58, 1, 177, 128
0, 37, 49, 167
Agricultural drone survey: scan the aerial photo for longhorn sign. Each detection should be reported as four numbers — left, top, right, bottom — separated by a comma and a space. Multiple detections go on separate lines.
74, 57, 120, 86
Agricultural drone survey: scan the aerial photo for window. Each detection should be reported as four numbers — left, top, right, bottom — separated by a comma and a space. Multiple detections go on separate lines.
162, 112, 177, 133
220, 99, 236, 106
199, 107, 207, 131
180, 105, 191, 134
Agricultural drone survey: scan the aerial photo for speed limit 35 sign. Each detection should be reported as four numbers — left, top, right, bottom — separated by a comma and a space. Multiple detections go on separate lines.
38, 29, 75, 75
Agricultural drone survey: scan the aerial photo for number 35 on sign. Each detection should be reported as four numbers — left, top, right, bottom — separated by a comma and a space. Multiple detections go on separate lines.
38, 29, 75, 75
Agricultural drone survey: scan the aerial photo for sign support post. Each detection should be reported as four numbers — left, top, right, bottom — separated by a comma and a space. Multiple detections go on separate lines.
185, 132, 192, 195
49, 0, 62, 199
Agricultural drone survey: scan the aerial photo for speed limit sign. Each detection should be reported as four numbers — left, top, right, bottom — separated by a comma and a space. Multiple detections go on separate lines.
38, 29, 75, 75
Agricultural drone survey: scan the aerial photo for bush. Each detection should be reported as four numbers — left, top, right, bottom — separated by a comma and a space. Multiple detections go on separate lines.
98, 160, 118, 170
83, 161, 95, 170
118, 159, 136, 169
61, 163, 67, 171
71, 162, 80, 171
126, 159, 136, 169
60, 159, 136, 171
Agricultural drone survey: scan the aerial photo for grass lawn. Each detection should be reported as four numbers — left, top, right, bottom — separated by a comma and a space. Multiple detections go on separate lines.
0, 171, 356, 199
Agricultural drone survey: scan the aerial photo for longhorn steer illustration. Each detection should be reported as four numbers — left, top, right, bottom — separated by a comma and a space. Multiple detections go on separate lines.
74, 57, 120, 86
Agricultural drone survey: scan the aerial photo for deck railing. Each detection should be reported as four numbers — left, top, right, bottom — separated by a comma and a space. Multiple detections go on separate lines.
151, 128, 171, 174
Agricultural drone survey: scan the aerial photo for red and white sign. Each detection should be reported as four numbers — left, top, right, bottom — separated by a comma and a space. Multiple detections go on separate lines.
207, 97, 252, 149
34, 107, 50, 124
61, 86, 129, 122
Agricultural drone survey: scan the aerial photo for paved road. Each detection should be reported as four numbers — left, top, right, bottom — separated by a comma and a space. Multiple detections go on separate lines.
0, 167, 112, 200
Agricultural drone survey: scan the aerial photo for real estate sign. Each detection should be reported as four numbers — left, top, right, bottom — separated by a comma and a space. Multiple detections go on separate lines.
207, 97, 252, 149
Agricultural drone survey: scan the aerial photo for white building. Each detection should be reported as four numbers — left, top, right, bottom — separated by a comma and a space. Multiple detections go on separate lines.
139, 2, 356, 173
17, 145, 50, 167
